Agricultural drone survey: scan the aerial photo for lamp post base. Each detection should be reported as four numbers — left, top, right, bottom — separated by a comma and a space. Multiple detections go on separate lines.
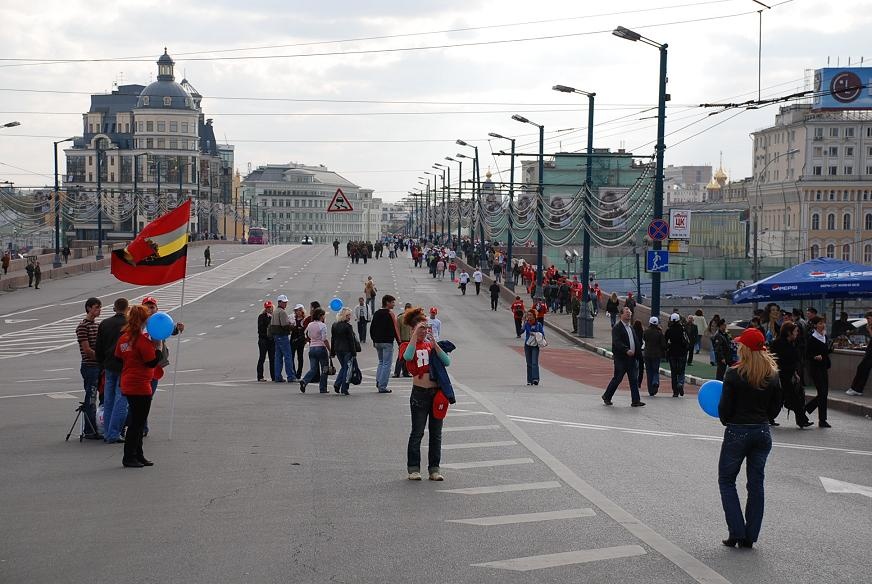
52, 254, 62, 269
577, 314, 594, 338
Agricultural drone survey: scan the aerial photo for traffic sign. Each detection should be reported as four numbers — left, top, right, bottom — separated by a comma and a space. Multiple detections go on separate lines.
647, 218, 669, 241
646, 250, 669, 273
327, 188, 354, 212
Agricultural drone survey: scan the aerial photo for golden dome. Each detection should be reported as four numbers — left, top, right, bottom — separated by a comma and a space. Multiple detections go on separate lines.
706, 177, 721, 190
714, 166, 728, 181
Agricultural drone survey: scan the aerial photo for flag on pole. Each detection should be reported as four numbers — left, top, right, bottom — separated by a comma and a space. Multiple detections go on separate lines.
111, 200, 191, 285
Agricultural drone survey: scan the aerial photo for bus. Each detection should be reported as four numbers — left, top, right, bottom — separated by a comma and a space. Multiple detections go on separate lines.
248, 228, 268, 245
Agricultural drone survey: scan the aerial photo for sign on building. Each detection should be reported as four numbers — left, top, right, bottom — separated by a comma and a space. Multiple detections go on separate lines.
669, 209, 691, 240
812, 67, 872, 111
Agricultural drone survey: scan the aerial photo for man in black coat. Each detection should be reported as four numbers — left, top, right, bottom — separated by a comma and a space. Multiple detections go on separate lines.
257, 302, 276, 382
94, 297, 129, 443
602, 307, 644, 407
665, 313, 689, 396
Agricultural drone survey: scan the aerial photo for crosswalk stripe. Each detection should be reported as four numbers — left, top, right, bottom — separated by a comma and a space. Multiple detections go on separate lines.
441, 458, 534, 469
447, 508, 596, 526
440, 441, 517, 450
471, 545, 647, 571
437, 481, 561, 495
442, 425, 501, 432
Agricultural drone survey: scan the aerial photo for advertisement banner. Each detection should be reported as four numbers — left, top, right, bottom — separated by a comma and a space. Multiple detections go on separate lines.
812, 68, 872, 110
597, 187, 630, 231
669, 209, 691, 240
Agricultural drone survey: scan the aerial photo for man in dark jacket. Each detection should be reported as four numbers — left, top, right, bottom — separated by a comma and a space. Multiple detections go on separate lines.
602, 307, 644, 407
686, 318, 699, 365
489, 282, 501, 311
642, 316, 666, 396
257, 301, 276, 382
95, 297, 129, 443
665, 313, 689, 396
370, 294, 401, 393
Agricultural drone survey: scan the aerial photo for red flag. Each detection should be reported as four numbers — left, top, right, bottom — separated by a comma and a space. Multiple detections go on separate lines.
111, 200, 191, 285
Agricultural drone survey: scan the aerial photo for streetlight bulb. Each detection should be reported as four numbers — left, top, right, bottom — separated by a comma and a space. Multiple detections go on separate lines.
552, 85, 575, 93
511, 114, 530, 124
613, 26, 641, 42
456, 139, 468, 146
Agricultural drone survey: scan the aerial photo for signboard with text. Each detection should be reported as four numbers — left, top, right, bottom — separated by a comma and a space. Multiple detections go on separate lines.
669, 209, 691, 240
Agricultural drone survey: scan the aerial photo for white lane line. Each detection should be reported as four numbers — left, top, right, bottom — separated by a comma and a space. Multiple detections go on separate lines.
442, 425, 501, 432
15, 377, 73, 383
198, 332, 207, 336
240, 309, 247, 313
448, 508, 596, 526
449, 411, 494, 417
441, 441, 517, 451
45, 368, 74, 372
441, 458, 534, 470
472, 545, 647, 572
457, 381, 731, 584
215, 325, 222, 328
46, 393, 77, 400
176, 369, 204, 373
229, 316, 236, 320
437, 481, 561, 495
0, 305, 58, 318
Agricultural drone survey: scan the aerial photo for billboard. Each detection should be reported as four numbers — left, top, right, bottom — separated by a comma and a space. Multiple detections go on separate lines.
598, 187, 630, 231
812, 68, 872, 110
669, 209, 692, 240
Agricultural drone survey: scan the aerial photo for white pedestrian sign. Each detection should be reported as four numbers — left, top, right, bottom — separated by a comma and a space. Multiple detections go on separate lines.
646, 250, 669, 273
327, 188, 354, 213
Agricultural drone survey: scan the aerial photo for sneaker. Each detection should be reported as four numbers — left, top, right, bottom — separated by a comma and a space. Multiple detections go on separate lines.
428, 472, 444, 481
846, 389, 864, 396
631, 401, 646, 407
299, 381, 307, 393
257, 378, 266, 383
408, 471, 422, 481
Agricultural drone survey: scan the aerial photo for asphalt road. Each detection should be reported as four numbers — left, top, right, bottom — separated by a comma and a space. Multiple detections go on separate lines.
1, 244, 870, 584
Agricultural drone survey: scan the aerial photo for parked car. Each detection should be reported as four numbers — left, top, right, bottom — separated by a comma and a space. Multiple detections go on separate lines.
301, 236, 314, 245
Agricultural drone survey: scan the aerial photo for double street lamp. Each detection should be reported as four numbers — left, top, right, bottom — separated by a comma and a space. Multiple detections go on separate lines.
445, 156, 462, 245
613, 25, 668, 317
53, 137, 75, 268
456, 140, 486, 268
487, 132, 516, 289
434, 162, 449, 242
510, 115, 545, 298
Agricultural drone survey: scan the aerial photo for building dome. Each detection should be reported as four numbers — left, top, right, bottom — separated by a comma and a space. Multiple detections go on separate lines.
136, 49, 197, 110
714, 166, 728, 181
706, 176, 721, 190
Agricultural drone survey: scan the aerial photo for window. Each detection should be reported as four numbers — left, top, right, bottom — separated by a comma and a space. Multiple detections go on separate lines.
829, 127, 839, 137
814, 128, 824, 138
867, 166, 872, 175
813, 166, 822, 176
846, 127, 855, 138
156, 138, 165, 148
866, 213, 872, 230
157, 121, 166, 132
146, 138, 153, 149
845, 166, 854, 175
169, 121, 178, 132
828, 166, 838, 175
110, 172, 115, 182
811, 213, 820, 230
88, 172, 93, 182
137, 121, 143, 132
867, 127, 872, 137
142, 96, 150, 106
810, 244, 820, 259
125, 123, 130, 133
163, 97, 172, 107
846, 146, 854, 156
827, 146, 838, 156
826, 244, 835, 258
842, 244, 851, 261
865, 245, 872, 263
829, 190, 836, 200
843, 213, 852, 230
827, 213, 835, 230
181, 122, 188, 133
813, 146, 823, 157
146, 121, 154, 132
169, 140, 177, 149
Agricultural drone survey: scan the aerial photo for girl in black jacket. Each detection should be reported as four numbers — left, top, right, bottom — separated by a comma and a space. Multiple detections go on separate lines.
770, 322, 812, 428
805, 316, 832, 428
331, 308, 360, 396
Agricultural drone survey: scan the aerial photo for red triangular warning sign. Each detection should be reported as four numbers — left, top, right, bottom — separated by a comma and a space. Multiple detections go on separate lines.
327, 188, 354, 212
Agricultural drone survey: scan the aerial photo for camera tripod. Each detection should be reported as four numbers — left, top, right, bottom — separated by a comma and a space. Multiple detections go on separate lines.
65, 400, 100, 442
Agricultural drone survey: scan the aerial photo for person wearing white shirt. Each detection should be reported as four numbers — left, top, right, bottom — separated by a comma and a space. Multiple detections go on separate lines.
472, 269, 483, 295
428, 307, 442, 341
458, 271, 469, 295
353, 297, 371, 342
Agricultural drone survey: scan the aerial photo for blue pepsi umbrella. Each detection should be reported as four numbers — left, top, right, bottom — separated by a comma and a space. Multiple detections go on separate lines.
733, 258, 872, 304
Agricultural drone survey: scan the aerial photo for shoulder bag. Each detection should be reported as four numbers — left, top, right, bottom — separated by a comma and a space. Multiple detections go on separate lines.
534, 331, 548, 348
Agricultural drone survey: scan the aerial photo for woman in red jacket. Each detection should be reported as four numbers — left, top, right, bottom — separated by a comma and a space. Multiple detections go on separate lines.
114, 305, 161, 468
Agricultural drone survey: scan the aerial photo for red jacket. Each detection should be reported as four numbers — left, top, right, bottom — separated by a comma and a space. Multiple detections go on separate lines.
115, 332, 159, 396
511, 300, 525, 319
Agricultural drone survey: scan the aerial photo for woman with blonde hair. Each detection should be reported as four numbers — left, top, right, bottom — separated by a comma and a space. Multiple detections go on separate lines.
331, 307, 359, 396
717, 328, 782, 549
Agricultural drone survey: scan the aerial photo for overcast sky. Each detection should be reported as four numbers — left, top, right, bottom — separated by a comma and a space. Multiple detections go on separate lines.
1, 0, 870, 202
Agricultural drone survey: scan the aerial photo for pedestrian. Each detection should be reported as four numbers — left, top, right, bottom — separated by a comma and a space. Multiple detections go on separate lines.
364, 276, 378, 315
75, 297, 103, 439
707, 314, 722, 365
62, 245, 70, 263
692, 310, 707, 354
140, 296, 184, 437
330, 307, 360, 396
686, 316, 699, 365
95, 297, 129, 443
204, 245, 211, 267
489, 281, 500, 311
805, 316, 832, 428
300, 308, 331, 393
269, 295, 296, 383
458, 270, 469, 295
665, 313, 689, 397
712, 319, 733, 381
333, 239, 340, 256
394, 303, 414, 378
436, 258, 445, 280
570, 292, 581, 333
602, 307, 644, 407
642, 316, 666, 396
522, 310, 544, 386
33, 260, 41, 289
606, 292, 620, 328
845, 311, 872, 396
473, 268, 483, 295
257, 301, 276, 382
114, 305, 161, 468
511, 296, 525, 338
624, 292, 637, 315
25, 260, 34, 287
770, 322, 812, 428
353, 297, 370, 343
1, 251, 9, 274
533, 297, 548, 324
448, 260, 457, 282
717, 327, 782, 549
370, 294, 401, 393
492, 261, 502, 283
633, 320, 645, 389
290, 304, 307, 378
428, 307, 442, 341
404, 307, 453, 481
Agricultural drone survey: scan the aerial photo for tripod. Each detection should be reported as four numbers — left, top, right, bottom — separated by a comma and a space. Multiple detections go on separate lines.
65, 400, 99, 442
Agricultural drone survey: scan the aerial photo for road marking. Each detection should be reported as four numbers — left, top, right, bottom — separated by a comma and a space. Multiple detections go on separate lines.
215, 325, 222, 328
820, 476, 872, 498
198, 332, 207, 336
472, 545, 647, 572
442, 458, 534, 470
45, 368, 74, 372
15, 377, 73, 383
228, 316, 236, 320
176, 369, 204, 373
457, 381, 731, 584
438, 481, 561, 495
448, 508, 596, 527
46, 393, 77, 399
4, 318, 38, 324
442, 425, 501, 432
0, 305, 57, 318
441, 441, 517, 450
449, 411, 494, 417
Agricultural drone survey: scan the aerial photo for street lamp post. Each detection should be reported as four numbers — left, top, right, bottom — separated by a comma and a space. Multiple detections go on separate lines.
487, 133, 516, 289
53, 137, 75, 267
446, 157, 463, 246
132, 152, 150, 238
433, 164, 447, 242
553, 84, 596, 336
510, 116, 546, 298
613, 25, 668, 317
95, 139, 105, 261
456, 140, 486, 269
752, 148, 800, 286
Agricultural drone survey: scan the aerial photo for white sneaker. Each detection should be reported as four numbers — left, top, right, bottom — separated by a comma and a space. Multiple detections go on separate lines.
408, 471, 422, 481
846, 389, 864, 396
428, 472, 444, 481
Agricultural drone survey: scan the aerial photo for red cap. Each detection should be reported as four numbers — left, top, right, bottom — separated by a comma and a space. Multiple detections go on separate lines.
432, 390, 450, 420
429, 306, 438, 315
735, 327, 766, 351
141, 296, 158, 307
264, 301, 274, 309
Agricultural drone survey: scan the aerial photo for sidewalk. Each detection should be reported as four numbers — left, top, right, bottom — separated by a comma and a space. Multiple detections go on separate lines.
452, 255, 872, 419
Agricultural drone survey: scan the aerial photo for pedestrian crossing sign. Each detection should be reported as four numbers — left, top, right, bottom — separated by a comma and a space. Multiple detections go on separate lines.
327, 188, 354, 212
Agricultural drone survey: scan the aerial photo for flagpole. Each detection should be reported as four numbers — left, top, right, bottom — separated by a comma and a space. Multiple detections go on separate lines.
167, 200, 191, 440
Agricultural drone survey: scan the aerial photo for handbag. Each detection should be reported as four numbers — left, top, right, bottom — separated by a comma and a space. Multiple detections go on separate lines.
534, 331, 548, 348
327, 359, 336, 376
350, 357, 362, 386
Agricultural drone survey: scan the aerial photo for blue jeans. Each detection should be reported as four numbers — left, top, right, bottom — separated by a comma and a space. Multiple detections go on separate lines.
609, 313, 617, 328
524, 344, 540, 384
302, 346, 329, 393
374, 342, 394, 392
407, 387, 443, 473
79, 364, 100, 435
718, 424, 772, 543
274, 335, 296, 380
102, 370, 128, 441
602, 357, 641, 403
334, 352, 353, 394
644, 357, 661, 395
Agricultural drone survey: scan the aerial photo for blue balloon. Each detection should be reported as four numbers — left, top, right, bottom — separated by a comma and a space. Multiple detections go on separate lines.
329, 297, 343, 312
697, 379, 723, 418
146, 311, 175, 341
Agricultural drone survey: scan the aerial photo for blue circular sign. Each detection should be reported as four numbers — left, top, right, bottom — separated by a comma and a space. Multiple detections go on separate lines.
648, 219, 669, 241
